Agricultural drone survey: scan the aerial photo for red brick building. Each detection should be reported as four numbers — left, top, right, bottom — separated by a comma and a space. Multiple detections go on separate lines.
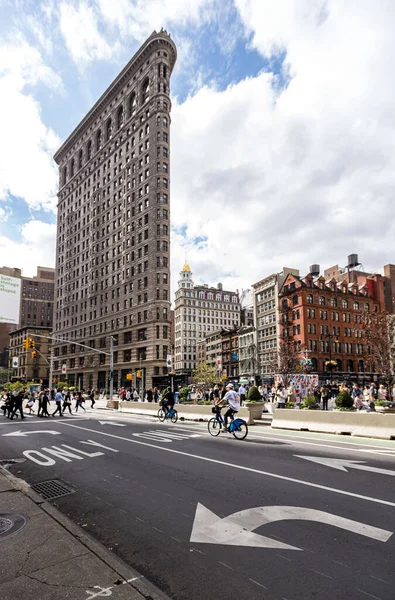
279, 270, 382, 380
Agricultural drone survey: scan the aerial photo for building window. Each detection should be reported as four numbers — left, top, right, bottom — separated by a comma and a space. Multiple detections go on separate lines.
292, 295, 298, 306
319, 296, 325, 305
307, 294, 313, 304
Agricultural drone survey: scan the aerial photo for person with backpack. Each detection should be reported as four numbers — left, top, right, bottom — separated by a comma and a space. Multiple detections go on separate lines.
75, 391, 86, 412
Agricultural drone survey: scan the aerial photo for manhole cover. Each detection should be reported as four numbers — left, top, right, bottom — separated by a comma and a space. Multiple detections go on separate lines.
31, 479, 76, 501
0, 514, 27, 540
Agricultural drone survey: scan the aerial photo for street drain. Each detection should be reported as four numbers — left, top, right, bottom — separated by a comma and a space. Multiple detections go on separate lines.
0, 513, 27, 540
31, 479, 76, 501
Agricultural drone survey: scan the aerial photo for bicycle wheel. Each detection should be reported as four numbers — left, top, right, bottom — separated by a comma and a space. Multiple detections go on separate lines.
171, 410, 178, 423
232, 420, 248, 440
208, 417, 220, 436
158, 408, 166, 422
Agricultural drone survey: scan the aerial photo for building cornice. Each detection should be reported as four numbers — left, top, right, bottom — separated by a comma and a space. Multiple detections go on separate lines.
54, 31, 177, 164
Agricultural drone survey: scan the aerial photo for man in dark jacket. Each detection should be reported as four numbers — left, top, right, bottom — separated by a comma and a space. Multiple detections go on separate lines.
10, 392, 25, 420
163, 389, 175, 414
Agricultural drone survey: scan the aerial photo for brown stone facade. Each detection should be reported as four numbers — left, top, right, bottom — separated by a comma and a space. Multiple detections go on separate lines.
52, 31, 177, 391
9, 326, 52, 384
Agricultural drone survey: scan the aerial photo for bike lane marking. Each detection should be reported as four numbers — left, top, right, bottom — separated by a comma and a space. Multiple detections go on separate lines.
54, 420, 395, 508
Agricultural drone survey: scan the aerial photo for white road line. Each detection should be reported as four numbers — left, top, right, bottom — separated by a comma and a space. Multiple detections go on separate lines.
171, 536, 182, 543
309, 569, 333, 580
152, 526, 163, 534
333, 560, 350, 568
218, 561, 233, 570
249, 579, 267, 590
55, 421, 395, 508
356, 589, 383, 600
369, 575, 390, 584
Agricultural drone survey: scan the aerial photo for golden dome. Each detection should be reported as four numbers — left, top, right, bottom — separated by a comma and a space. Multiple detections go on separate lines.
182, 262, 191, 272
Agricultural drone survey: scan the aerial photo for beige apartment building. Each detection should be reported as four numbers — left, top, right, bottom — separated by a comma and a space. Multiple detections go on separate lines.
174, 263, 240, 374
52, 30, 177, 391
252, 267, 299, 381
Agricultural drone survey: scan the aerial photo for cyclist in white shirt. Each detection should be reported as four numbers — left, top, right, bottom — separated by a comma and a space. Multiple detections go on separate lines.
215, 383, 240, 433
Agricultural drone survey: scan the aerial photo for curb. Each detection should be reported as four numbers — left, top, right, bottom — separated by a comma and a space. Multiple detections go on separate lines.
0, 466, 172, 600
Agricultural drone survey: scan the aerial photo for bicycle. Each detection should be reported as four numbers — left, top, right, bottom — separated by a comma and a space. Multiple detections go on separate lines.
208, 405, 248, 440
158, 403, 178, 423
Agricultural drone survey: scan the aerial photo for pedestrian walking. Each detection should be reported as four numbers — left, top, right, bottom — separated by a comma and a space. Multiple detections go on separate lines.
52, 389, 63, 417
25, 393, 35, 414
10, 392, 25, 420
75, 391, 86, 412
146, 388, 153, 402
89, 389, 96, 408
62, 390, 73, 415
40, 390, 50, 417
238, 384, 246, 407
4, 393, 13, 418
133, 388, 139, 401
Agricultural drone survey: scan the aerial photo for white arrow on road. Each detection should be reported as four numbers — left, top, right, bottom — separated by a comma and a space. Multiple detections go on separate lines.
2, 430, 61, 438
296, 455, 395, 477
190, 503, 392, 550
98, 421, 126, 427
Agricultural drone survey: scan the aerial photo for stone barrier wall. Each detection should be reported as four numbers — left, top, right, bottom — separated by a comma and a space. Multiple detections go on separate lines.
271, 409, 395, 440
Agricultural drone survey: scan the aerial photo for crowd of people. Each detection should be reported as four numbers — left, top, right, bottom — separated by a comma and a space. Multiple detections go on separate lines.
260, 381, 395, 411
0, 388, 98, 419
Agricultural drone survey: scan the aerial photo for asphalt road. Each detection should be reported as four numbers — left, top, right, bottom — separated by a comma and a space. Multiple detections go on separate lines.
1, 407, 395, 600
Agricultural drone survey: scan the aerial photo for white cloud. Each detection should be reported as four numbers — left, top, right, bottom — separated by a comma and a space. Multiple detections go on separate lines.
59, 2, 120, 66
97, 0, 217, 41
0, 220, 56, 277
0, 38, 62, 211
169, 0, 395, 296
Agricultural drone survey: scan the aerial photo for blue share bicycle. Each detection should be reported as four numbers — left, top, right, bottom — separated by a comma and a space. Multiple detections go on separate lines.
158, 404, 178, 423
208, 405, 248, 440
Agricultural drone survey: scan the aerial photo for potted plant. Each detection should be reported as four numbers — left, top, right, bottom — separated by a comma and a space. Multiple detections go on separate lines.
334, 391, 355, 411
245, 386, 265, 421
300, 395, 321, 410
375, 400, 395, 413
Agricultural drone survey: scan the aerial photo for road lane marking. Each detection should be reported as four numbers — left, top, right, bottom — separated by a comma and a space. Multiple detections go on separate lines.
190, 504, 392, 548
356, 589, 383, 600
249, 579, 267, 590
54, 421, 395, 508
2, 430, 61, 437
248, 434, 395, 457
218, 561, 233, 570
309, 569, 333, 580
296, 455, 395, 476
370, 575, 390, 584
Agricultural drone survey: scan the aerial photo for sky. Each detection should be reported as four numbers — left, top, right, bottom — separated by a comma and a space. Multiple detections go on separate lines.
0, 0, 395, 301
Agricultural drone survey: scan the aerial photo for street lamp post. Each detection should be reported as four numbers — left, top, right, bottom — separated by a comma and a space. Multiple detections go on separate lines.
320, 333, 339, 384
109, 335, 114, 400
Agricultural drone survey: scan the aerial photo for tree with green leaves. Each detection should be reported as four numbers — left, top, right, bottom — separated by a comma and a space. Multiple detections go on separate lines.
191, 362, 219, 389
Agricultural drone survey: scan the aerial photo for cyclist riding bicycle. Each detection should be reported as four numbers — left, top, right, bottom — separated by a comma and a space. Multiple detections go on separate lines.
214, 383, 240, 433
162, 389, 175, 415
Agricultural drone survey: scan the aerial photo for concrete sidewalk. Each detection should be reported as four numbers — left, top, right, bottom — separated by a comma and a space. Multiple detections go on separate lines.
0, 467, 166, 600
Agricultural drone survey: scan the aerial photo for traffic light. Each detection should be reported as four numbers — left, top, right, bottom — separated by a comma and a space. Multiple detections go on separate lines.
137, 370, 142, 378
31, 350, 37, 359
126, 373, 133, 381
28, 338, 35, 349
23, 339, 29, 349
